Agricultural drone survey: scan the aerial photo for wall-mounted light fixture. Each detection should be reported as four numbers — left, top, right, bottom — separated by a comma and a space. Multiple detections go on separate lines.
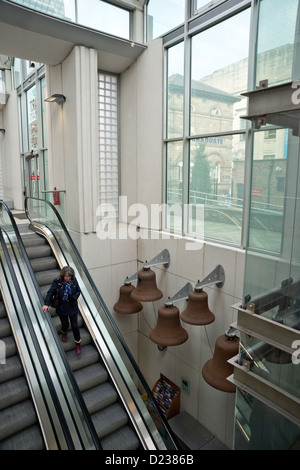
113, 249, 170, 314
44, 94, 66, 105
0, 129, 5, 134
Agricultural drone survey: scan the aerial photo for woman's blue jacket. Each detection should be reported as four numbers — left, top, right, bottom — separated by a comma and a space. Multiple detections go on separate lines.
45, 277, 81, 316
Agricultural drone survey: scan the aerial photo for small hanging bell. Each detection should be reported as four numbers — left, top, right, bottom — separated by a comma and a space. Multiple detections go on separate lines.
202, 334, 239, 393
131, 268, 163, 302
150, 304, 188, 348
181, 289, 215, 325
114, 283, 143, 314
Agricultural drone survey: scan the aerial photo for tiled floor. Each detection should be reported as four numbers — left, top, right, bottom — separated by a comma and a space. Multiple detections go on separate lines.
169, 411, 229, 450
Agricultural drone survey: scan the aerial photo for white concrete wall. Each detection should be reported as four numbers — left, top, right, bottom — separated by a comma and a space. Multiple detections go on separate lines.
46, 46, 99, 236
137, 236, 245, 448
120, 39, 164, 226
45, 45, 141, 357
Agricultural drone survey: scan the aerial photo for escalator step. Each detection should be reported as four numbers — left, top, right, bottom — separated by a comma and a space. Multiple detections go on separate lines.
29, 257, 58, 273
101, 425, 140, 451
0, 355, 23, 384
25, 244, 52, 259
35, 269, 60, 287
0, 376, 30, 411
1, 335, 17, 358
0, 399, 38, 441
0, 424, 45, 450
91, 402, 128, 439
74, 363, 108, 392
0, 301, 6, 319
83, 382, 118, 414
66, 344, 100, 371
0, 318, 11, 338
20, 233, 47, 248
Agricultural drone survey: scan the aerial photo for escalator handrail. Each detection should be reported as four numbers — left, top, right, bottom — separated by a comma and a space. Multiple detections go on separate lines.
0, 201, 102, 450
25, 196, 180, 450
0, 227, 75, 449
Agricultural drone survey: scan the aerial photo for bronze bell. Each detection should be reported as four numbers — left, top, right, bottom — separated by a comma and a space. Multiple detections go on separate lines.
114, 283, 143, 314
202, 334, 239, 393
150, 304, 188, 348
181, 289, 215, 325
131, 268, 163, 302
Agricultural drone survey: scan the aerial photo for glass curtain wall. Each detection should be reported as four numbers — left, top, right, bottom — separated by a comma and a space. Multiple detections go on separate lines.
245, 0, 300, 294
234, 0, 300, 451
147, 0, 186, 42
9, 0, 131, 40
164, 3, 251, 245
190, 10, 250, 243
166, 41, 184, 232
13, 59, 48, 200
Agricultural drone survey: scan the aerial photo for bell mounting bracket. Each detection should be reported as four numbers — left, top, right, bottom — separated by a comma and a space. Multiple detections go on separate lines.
194, 265, 225, 291
124, 249, 170, 285
164, 265, 225, 307
225, 326, 239, 338
165, 283, 193, 307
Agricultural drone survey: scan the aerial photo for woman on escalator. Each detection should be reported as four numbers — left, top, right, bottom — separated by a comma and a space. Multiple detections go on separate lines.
42, 266, 82, 355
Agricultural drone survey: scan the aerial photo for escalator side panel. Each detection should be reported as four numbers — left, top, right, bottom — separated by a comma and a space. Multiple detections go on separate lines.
0, 276, 47, 449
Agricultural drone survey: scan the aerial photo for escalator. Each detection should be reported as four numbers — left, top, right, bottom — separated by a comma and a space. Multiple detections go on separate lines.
18, 224, 141, 449
0, 226, 101, 450
0, 199, 179, 451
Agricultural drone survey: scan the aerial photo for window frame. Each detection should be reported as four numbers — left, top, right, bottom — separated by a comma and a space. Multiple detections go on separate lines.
163, 0, 253, 248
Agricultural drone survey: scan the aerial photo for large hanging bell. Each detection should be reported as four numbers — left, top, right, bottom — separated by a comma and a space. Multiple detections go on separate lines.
202, 334, 239, 393
150, 304, 188, 348
181, 289, 215, 325
131, 268, 163, 302
114, 283, 143, 314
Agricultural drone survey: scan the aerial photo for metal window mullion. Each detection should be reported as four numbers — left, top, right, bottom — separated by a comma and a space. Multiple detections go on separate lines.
182, 6, 191, 236
36, 77, 43, 153
116, 73, 121, 221
162, 47, 169, 230
187, 129, 247, 139
188, 0, 251, 35
240, 0, 258, 248
21, 92, 29, 153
